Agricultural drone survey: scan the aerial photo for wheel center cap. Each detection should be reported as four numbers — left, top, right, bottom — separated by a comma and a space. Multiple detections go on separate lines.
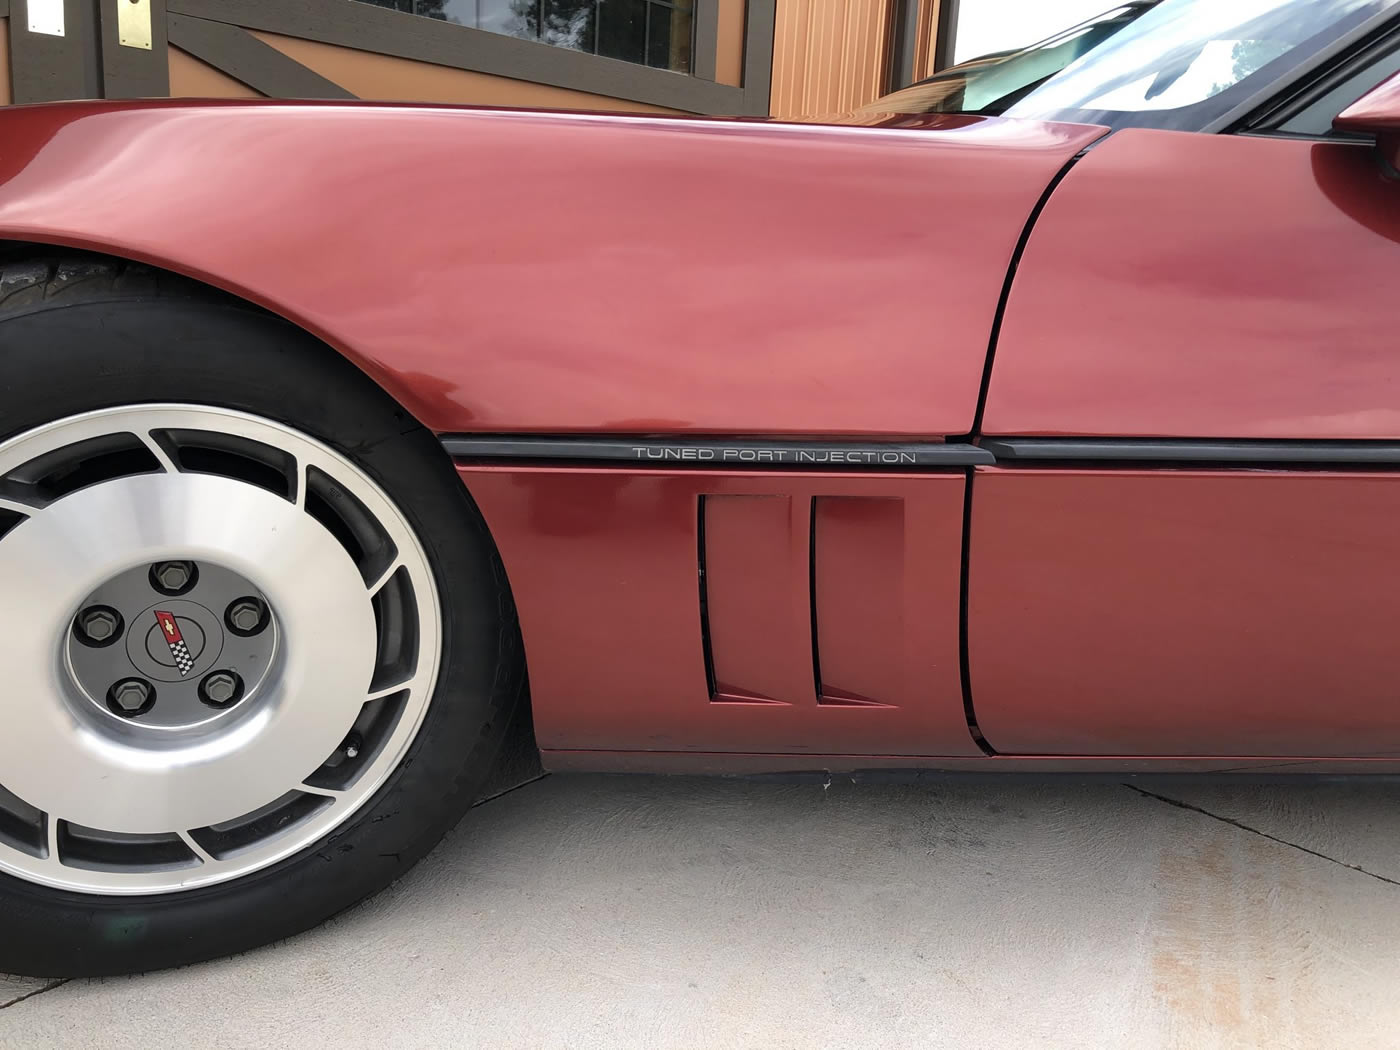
130, 601, 221, 683
65, 561, 278, 732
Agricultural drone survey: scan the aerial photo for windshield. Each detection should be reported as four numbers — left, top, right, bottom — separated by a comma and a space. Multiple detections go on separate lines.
868, 0, 1400, 131
1008, 0, 1397, 126
867, 4, 1156, 116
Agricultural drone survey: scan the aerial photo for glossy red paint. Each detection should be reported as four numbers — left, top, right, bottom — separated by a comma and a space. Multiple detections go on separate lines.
811, 496, 906, 707
458, 464, 982, 757
968, 468, 1400, 757
983, 129, 1400, 438
0, 100, 1104, 438
703, 494, 811, 704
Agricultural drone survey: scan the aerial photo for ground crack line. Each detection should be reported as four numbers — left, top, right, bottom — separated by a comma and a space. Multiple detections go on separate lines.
0, 978, 70, 1010
472, 771, 548, 808
1123, 783, 1400, 888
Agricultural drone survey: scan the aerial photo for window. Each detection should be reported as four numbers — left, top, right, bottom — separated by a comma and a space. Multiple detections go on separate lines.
867, 3, 1153, 117
354, 0, 695, 73
1003, 0, 1398, 130
1272, 42, 1400, 136
951, 0, 1132, 65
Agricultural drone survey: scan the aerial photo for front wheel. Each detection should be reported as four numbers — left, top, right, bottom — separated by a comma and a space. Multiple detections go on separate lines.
0, 258, 522, 976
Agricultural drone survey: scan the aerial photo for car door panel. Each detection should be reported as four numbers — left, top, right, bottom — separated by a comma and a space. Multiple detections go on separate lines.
970, 126, 1400, 756
969, 469, 1400, 757
982, 128, 1400, 439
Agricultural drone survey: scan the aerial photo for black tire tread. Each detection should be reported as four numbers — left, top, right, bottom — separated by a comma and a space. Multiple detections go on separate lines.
0, 256, 208, 309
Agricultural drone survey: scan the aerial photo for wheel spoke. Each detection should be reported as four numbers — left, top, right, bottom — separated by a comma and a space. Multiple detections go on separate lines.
367, 668, 431, 701
367, 680, 410, 702
298, 782, 344, 799
0, 496, 34, 518
178, 830, 215, 864
45, 814, 60, 865
367, 557, 404, 597
137, 430, 181, 475
293, 461, 307, 509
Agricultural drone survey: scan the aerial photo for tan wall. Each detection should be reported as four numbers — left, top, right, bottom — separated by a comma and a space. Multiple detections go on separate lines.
254, 32, 679, 113
770, 0, 895, 118
0, 21, 11, 107
715, 0, 746, 87
169, 46, 262, 99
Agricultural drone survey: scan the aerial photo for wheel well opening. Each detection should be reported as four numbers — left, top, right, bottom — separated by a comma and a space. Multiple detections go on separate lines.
0, 240, 537, 781
0, 240, 413, 416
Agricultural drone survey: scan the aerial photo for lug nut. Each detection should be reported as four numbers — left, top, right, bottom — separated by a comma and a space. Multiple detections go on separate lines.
107, 678, 155, 717
75, 606, 123, 647
150, 560, 197, 596
226, 597, 268, 636
198, 670, 244, 708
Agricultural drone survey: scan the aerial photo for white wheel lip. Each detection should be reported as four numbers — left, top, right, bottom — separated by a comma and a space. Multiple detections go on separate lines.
0, 404, 443, 895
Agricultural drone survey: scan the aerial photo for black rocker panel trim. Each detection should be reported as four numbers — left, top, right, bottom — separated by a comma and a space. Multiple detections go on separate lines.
440, 436, 996, 468
981, 438, 1400, 465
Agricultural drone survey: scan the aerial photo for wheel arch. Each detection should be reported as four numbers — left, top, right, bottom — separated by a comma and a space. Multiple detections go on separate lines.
0, 236, 434, 435
0, 240, 536, 760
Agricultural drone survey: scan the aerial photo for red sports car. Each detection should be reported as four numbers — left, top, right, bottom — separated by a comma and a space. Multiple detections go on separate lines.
0, 0, 1395, 976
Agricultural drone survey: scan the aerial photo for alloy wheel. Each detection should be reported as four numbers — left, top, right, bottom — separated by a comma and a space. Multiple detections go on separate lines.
0, 405, 441, 894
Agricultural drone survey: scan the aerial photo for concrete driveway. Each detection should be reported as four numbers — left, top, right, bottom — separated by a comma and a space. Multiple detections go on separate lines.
2, 773, 1398, 1048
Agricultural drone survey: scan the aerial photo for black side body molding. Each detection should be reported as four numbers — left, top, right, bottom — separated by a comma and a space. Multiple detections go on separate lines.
441, 436, 995, 468
981, 439, 1400, 465
444, 435, 1400, 469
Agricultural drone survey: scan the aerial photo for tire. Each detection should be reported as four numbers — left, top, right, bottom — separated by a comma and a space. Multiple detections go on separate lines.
0, 256, 523, 977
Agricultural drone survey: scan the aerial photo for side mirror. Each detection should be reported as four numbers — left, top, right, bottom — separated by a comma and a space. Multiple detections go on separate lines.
1334, 70, 1400, 175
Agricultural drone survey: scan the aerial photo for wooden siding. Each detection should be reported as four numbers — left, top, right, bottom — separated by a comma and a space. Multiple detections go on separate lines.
771, 0, 896, 117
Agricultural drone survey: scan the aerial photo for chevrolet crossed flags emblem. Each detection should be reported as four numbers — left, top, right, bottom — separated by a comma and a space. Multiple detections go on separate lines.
153, 610, 194, 676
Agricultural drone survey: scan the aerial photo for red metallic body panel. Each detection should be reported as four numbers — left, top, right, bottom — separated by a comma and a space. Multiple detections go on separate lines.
968, 469, 1400, 757
0, 101, 1104, 437
813, 497, 905, 706
459, 465, 981, 756
703, 495, 810, 703
983, 130, 1400, 438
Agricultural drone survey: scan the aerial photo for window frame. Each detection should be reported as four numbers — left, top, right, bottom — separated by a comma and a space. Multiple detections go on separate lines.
1236, 17, 1400, 138
1199, 2, 1400, 133
166, 0, 775, 114
986, 1, 1400, 134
